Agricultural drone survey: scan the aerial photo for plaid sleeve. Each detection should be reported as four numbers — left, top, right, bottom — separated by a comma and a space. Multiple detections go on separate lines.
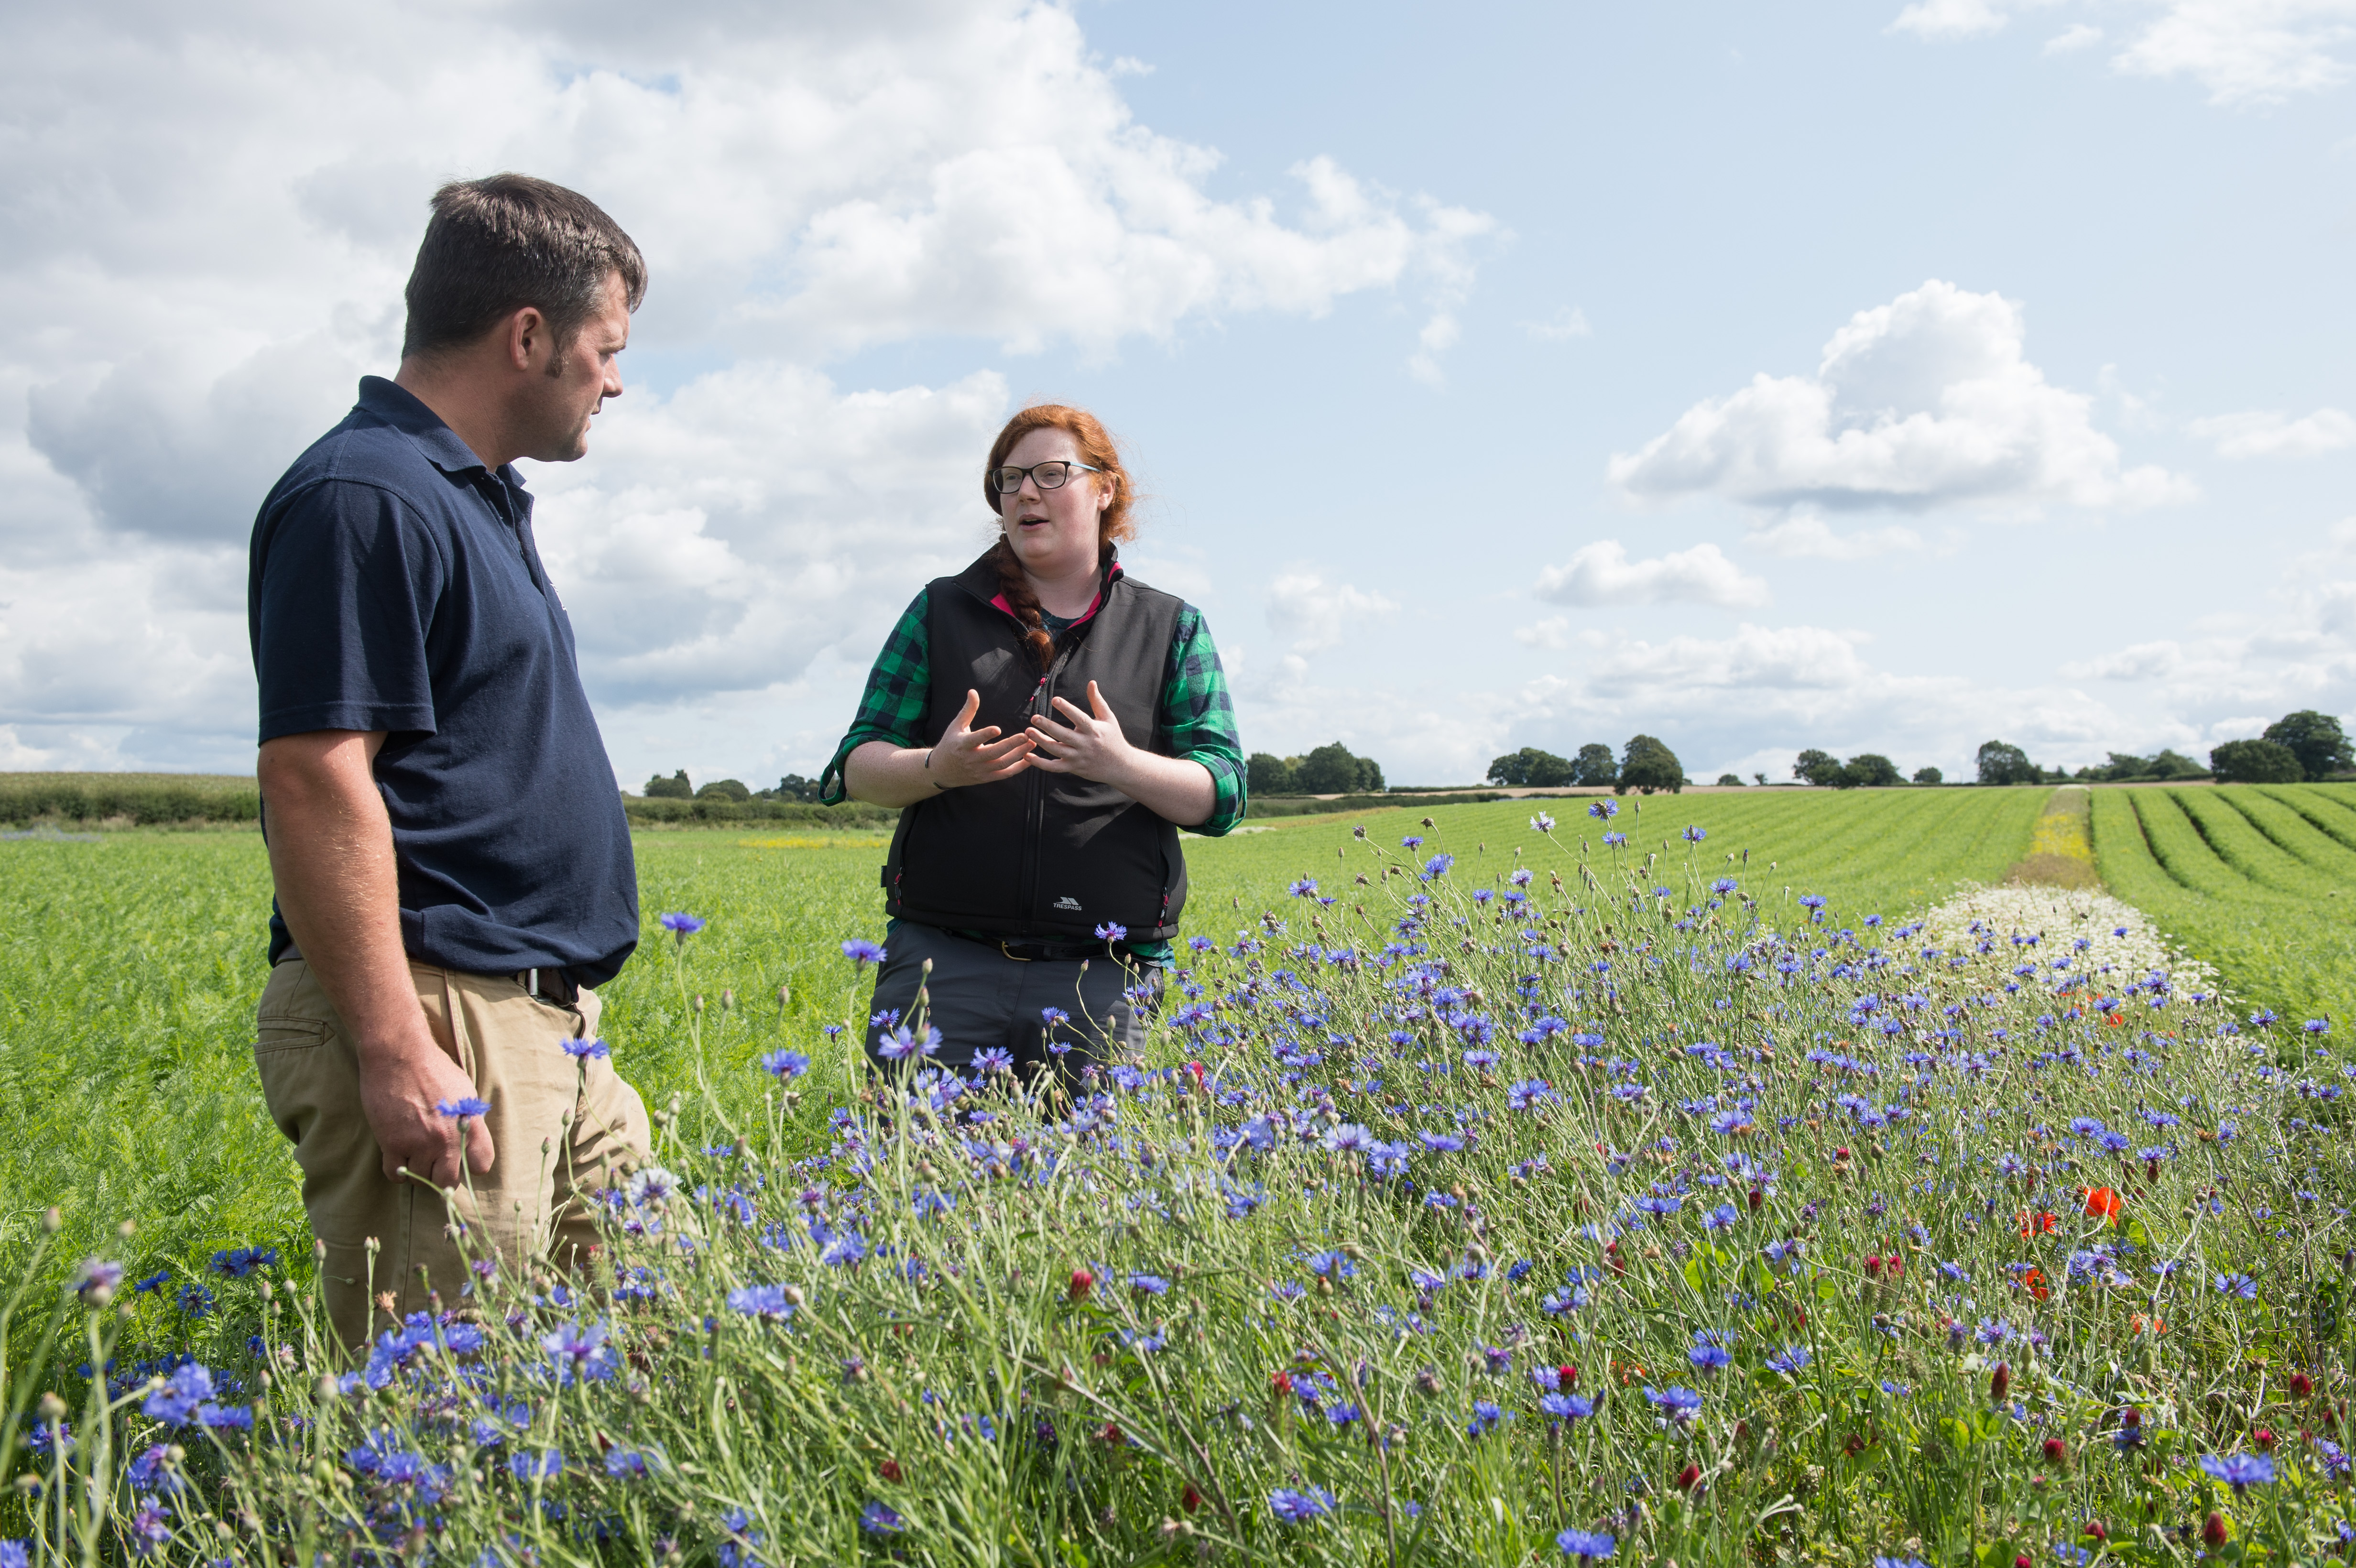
818, 590, 931, 805
1163, 603, 1246, 835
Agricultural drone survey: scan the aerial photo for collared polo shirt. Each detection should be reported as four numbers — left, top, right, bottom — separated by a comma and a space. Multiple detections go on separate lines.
248, 376, 638, 985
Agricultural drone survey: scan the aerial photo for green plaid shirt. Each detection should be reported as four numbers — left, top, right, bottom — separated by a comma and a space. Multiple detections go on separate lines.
818, 589, 1247, 837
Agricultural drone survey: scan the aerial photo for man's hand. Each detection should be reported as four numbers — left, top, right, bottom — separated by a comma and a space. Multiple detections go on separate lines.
358, 1040, 494, 1187
929, 688, 1036, 787
259, 728, 496, 1187
1025, 680, 1137, 786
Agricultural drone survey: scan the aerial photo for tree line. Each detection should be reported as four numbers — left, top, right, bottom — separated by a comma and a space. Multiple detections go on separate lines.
640, 771, 828, 803
1485, 735, 1689, 795
1807, 710, 2352, 789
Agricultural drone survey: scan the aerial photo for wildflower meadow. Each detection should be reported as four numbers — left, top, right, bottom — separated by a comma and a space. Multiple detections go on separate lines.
0, 788, 2349, 1565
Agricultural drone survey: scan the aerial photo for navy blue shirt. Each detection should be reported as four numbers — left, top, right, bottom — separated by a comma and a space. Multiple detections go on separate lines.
248, 376, 639, 985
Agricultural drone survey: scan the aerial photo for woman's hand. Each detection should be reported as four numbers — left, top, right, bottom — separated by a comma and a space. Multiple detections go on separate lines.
1022, 679, 1217, 827
1025, 681, 1137, 786
930, 688, 1036, 788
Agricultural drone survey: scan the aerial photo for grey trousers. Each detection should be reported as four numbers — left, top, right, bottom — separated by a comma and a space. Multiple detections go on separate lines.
862, 921, 1161, 1078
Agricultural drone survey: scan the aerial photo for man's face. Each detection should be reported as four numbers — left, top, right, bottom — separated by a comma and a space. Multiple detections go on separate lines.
517, 271, 629, 463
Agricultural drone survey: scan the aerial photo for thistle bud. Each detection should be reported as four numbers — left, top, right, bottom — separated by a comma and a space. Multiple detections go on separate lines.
1990, 1362, 2010, 1404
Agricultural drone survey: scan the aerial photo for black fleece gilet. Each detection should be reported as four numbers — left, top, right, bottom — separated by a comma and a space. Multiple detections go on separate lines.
882, 548, 1188, 941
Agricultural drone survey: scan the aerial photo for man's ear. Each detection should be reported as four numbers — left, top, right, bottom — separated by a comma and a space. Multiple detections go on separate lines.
505, 306, 550, 373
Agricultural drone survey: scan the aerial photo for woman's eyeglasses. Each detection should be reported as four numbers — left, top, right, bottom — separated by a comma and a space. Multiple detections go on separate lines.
989, 460, 1102, 494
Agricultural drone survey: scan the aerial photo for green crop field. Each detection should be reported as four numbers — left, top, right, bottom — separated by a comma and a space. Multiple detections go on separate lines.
0, 788, 2050, 1281
2089, 783, 2356, 1028
2, 785, 2349, 1565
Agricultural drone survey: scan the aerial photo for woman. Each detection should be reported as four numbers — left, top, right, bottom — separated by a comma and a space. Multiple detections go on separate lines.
818, 403, 1245, 1078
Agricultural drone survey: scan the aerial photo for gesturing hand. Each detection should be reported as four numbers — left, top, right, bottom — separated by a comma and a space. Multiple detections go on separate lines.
928, 688, 1036, 788
1025, 680, 1137, 787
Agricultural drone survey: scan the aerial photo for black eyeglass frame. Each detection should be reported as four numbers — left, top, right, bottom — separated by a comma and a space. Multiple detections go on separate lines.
988, 460, 1104, 495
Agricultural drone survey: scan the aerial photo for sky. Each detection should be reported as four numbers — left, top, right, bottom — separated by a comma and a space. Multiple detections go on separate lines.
4, 0, 2354, 789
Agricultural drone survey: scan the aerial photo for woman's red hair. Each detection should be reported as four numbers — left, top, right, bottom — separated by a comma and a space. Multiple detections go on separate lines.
982, 403, 1136, 669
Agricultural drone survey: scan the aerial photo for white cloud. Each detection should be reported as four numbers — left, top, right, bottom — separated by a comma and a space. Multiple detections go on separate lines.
0, 1, 1494, 769
1893, 1, 2356, 107
1263, 573, 1396, 680
1520, 307, 1592, 342
1745, 515, 1928, 559
2117, 0, 2356, 106
1890, 0, 2058, 39
2189, 407, 2356, 458
1609, 279, 2192, 514
1533, 540, 1769, 608
1514, 616, 1575, 650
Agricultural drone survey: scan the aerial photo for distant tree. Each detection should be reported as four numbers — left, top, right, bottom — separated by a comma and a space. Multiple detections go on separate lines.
760, 773, 823, 803
1974, 740, 2040, 786
1912, 766, 1943, 785
1844, 753, 1902, 788
643, 769, 693, 799
1486, 747, 1574, 788
1247, 753, 1299, 795
697, 778, 751, 802
2263, 710, 2354, 781
1793, 749, 1848, 788
1296, 742, 1384, 795
1617, 734, 1685, 795
1752, 772, 1767, 787
1571, 743, 1619, 787
2148, 749, 2205, 779
1715, 773, 1745, 787
2210, 738, 2302, 784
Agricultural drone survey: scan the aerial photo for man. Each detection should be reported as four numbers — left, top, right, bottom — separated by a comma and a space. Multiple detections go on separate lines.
248, 174, 650, 1348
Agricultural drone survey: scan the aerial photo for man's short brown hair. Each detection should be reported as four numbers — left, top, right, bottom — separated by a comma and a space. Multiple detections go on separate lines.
401, 174, 647, 360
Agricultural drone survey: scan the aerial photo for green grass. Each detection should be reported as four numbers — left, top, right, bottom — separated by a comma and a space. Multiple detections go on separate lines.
0, 773, 259, 827
2089, 784, 2356, 1025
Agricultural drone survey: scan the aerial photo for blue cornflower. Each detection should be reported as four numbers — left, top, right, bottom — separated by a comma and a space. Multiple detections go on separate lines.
1402, 835, 1425, 849
1466, 1399, 1507, 1436
142, 1362, 215, 1425
971, 1046, 1014, 1075
1688, 1344, 1732, 1372
1587, 801, 1617, 820
758, 1048, 811, 1079
1765, 1345, 1811, 1374
1094, 922, 1128, 942
1559, 1530, 1616, 1561
2199, 1452, 2275, 1490
605, 1448, 661, 1480
176, 1283, 216, 1318
1681, 825, 1706, 842
1128, 1273, 1171, 1296
1289, 878, 1319, 897
541, 1320, 618, 1386
861, 1501, 905, 1535
210, 1246, 279, 1278
1423, 853, 1455, 880
436, 1095, 491, 1119
2304, 1018, 2331, 1035
841, 937, 886, 966
1269, 1486, 1336, 1523
877, 1024, 942, 1063
2214, 1272, 2258, 1299
1540, 1392, 1597, 1422
1704, 1203, 1739, 1231
726, 1284, 795, 1321
660, 912, 706, 940
509, 1448, 564, 1481
1643, 1385, 1704, 1421
561, 1034, 610, 1060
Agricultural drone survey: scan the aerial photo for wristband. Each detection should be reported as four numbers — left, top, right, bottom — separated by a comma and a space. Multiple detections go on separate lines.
925, 748, 948, 791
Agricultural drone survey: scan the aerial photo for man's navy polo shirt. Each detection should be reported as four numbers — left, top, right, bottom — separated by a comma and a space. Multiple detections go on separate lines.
248, 376, 638, 986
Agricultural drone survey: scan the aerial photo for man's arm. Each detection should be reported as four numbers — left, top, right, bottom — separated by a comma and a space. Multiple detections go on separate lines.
258, 730, 491, 1187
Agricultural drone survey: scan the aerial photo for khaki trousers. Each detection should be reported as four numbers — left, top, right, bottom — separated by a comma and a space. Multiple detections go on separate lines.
254, 958, 651, 1349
